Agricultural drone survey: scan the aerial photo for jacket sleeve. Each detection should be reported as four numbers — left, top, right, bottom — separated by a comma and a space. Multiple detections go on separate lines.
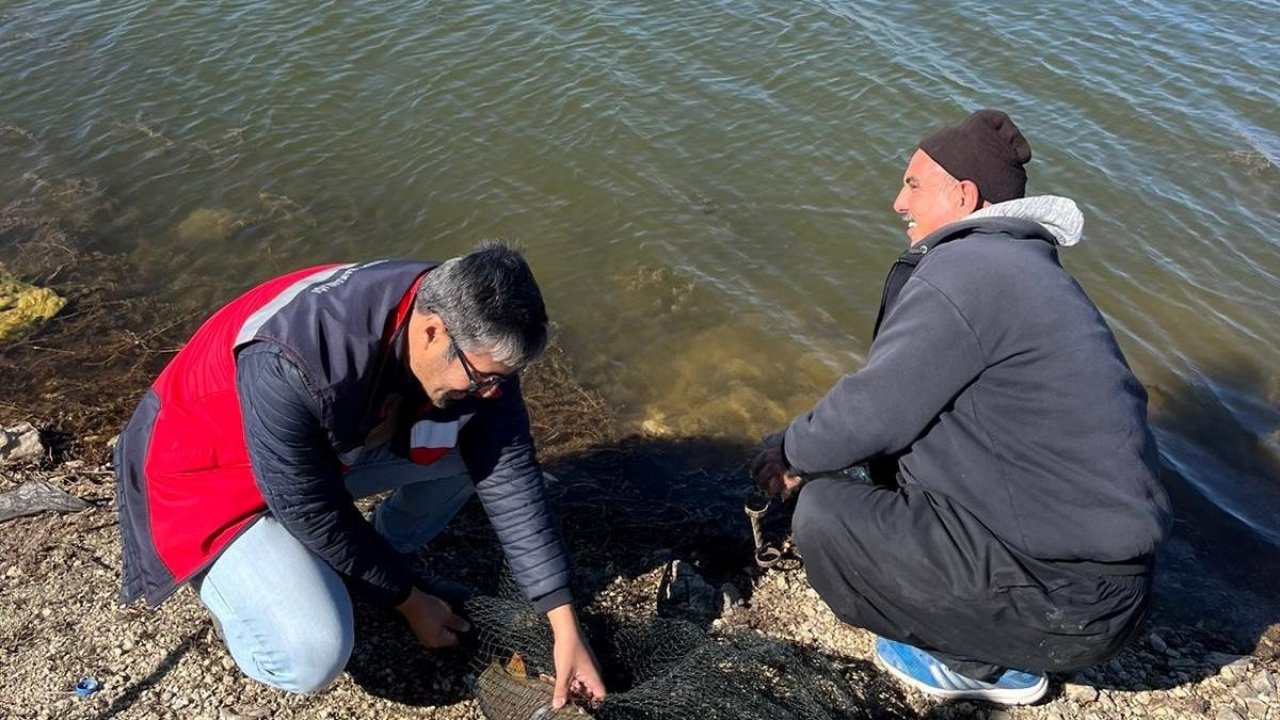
236, 343, 414, 607
460, 376, 573, 614
783, 275, 986, 474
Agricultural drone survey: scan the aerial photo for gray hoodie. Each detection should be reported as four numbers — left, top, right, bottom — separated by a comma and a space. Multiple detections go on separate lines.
783, 196, 1170, 562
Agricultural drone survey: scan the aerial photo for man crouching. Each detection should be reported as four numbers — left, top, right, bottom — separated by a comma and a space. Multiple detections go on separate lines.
116, 242, 605, 706
754, 110, 1169, 705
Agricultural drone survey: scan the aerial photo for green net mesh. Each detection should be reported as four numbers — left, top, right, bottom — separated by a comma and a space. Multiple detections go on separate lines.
464, 590, 915, 720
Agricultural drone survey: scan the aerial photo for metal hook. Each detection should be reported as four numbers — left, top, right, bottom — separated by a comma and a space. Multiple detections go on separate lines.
744, 490, 771, 555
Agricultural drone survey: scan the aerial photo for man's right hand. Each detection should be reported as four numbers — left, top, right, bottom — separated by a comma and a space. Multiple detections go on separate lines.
751, 444, 805, 500
396, 587, 471, 648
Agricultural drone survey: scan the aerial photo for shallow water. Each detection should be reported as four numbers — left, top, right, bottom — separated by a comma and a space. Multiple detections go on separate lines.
1, 1, 1277, 544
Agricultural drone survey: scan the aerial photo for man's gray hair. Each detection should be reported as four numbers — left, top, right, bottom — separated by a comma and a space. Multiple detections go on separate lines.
414, 241, 549, 367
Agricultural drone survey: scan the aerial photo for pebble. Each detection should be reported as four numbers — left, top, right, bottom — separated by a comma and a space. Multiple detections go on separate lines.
1206, 651, 1248, 667
1065, 683, 1101, 704
1213, 708, 1245, 720
719, 582, 743, 613
1148, 632, 1168, 653
1250, 669, 1276, 695
1244, 698, 1269, 717
220, 705, 270, 719
1218, 658, 1256, 682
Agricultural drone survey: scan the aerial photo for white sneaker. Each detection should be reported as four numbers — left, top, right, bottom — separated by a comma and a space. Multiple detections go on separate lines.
874, 636, 1049, 705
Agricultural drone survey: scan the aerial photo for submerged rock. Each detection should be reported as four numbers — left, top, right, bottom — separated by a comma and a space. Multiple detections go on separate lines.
0, 263, 66, 343
175, 207, 237, 243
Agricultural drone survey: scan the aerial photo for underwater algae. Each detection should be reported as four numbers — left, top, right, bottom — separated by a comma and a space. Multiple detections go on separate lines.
0, 262, 66, 344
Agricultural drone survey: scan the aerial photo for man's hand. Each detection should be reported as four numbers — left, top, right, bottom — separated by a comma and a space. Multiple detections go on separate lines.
547, 604, 607, 709
396, 587, 471, 648
751, 445, 805, 500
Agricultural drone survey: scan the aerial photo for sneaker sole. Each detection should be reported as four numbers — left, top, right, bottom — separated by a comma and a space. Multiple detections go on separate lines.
874, 650, 1049, 705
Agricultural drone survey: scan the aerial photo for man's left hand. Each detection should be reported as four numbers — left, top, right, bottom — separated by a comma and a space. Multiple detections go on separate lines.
547, 605, 607, 709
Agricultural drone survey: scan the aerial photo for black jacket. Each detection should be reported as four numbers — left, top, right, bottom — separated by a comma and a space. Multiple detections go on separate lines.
783, 216, 1170, 562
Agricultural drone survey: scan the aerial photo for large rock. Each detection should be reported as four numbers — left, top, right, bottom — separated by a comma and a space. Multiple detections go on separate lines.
0, 422, 44, 465
659, 558, 719, 619
0, 263, 66, 343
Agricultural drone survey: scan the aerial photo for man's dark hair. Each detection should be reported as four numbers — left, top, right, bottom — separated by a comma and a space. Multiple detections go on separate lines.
414, 240, 548, 367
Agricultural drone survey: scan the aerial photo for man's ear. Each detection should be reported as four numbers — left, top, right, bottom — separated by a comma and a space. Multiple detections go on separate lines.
419, 312, 445, 347
957, 179, 982, 214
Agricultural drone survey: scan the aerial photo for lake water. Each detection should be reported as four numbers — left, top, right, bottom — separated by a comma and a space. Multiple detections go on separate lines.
2, 1, 1277, 545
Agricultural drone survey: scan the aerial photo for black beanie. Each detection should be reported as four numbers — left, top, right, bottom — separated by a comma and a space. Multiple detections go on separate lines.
918, 109, 1032, 204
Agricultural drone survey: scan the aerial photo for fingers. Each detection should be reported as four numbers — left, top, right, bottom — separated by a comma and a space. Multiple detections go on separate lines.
755, 463, 785, 496
751, 448, 784, 490
552, 671, 570, 710
778, 471, 798, 499
580, 671, 607, 702
444, 612, 471, 634
406, 593, 471, 648
553, 672, 606, 710
429, 627, 460, 648
422, 594, 470, 633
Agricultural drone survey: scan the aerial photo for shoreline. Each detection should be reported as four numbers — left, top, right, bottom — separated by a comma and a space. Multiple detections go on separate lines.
2, 406, 1277, 719
2, 173, 1278, 718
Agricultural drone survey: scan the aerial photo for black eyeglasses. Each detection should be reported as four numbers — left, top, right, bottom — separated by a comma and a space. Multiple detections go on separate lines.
450, 339, 507, 394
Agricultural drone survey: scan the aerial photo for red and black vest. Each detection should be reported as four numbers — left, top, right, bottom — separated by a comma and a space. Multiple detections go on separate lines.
115, 260, 461, 607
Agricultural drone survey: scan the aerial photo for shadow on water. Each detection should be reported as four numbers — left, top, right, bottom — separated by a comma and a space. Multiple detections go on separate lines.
1145, 355, 1280, 650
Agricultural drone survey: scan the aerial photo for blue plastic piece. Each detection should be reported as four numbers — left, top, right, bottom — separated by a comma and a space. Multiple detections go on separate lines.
74, 677, 100, 698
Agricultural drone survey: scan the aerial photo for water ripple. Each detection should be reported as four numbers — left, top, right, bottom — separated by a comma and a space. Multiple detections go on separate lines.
2, 0, 1278, 541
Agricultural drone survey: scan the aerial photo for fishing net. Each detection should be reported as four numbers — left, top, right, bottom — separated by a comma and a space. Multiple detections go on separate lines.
464, 590, 914, 720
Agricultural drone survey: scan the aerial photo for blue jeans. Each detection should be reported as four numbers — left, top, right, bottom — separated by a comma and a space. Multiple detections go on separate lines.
195, 445, 474, 693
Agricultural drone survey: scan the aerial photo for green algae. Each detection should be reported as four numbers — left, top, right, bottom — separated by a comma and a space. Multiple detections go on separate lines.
0, 263, 66, 344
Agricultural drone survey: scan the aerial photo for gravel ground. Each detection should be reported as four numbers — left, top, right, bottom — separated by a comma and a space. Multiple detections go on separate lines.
2, 460, 1277, 720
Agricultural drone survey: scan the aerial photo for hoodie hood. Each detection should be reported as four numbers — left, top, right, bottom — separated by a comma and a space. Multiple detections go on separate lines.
967, 195, 1084, 247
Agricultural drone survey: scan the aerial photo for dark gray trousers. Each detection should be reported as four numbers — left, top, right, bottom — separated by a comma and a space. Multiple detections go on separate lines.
792, 475, 1151, 680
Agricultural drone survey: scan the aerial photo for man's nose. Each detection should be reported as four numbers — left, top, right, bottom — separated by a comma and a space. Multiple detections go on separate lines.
892, 187, 909, 214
